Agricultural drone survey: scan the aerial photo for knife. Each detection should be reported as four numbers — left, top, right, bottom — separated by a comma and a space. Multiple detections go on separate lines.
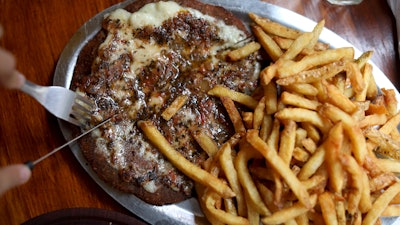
24, 118, 111, 170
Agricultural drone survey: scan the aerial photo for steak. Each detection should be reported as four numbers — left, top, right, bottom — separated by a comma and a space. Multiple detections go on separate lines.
71, 0, 259, 205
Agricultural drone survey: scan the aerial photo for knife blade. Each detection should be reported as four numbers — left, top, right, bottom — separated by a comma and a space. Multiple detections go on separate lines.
25, 118, 111, 170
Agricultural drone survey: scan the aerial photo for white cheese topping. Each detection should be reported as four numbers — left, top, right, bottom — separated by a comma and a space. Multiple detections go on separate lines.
143, 180, 158, 193
102, 1, 246, 76
129, 1, 185, 29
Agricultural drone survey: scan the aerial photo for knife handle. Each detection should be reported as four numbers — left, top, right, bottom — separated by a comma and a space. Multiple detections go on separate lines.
24, 161, 34, 170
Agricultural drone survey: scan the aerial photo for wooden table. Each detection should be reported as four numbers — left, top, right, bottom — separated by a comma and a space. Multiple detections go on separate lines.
0, 0, 398, 224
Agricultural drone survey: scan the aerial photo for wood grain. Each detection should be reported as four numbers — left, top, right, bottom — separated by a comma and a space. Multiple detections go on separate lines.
0, 0, 398, 224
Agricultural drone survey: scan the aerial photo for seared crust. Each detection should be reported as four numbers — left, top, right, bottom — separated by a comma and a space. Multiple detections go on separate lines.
71, 0, 256, 205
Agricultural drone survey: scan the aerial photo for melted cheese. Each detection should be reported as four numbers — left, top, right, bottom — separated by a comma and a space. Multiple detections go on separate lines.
129, 1, 185, 29
143, 180, 158, 193
102, 1, 246, 77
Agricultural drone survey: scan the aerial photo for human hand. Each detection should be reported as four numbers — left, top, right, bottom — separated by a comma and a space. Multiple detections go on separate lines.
0, 27, 31, 196
0, 164, 31, 196
0, 25, 25, 89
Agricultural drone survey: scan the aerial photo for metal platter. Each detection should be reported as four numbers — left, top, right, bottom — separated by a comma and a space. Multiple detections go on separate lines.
53, 0, 400, 224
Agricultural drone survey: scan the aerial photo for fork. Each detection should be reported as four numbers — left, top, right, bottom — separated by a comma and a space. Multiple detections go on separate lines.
19, 79, 94, 127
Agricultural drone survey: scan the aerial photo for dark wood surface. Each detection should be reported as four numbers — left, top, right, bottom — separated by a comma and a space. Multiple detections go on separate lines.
0, 0, 398, 224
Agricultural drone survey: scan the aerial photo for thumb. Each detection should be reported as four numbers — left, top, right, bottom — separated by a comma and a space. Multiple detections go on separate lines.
0, 164, 31, 196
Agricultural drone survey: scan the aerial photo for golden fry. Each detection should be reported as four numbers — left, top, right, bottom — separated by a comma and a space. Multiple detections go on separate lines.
382, 88, 398, 117
355, 62, 373, 101
359, 170, 372, 214
301, 122, 321, 143
242, 112, 254, 129
260, 64, 277, 86
245, 192, 260, 225
251, 24, 282, 62
227, 41, 261, 61
249, 12, 301, 39
264, 81, 278, 114
358, 114, 387, 128
220, 96, 246, 134
280, 91, 320, 110
208, 85, 258, 109
284, 83, 319, 96
369, 172, 397, 192
277, 47, 354, 77
319, 192, 338, 225
379, 111, 400, 135
261, 195, 317, 225
355, 50, 373, 69
362, 182, 400, 225
192, 129, 219, 157
377, 158, 400, 174
345, 61, 365, 95
366, 68, 378, 99
273, 36, 293, 49
219, 143, 246, 217
301, 138, 317, 154
204, 190, 250, 225
298, 145, 325, 180
293, 147, 311, 163
279, 120, 297, 165
381, 205, 400, 217
280, 31, 314, 60
324, 122, 345, 193
253, 97, 266, 130
273, 35, 329, 54
275, 108, 325, 130
259, 114, 273, 142
161, 95, 188, 120
324, 81, 358, 114
305, 19, 325, 50
339, 152, 363, 215
276, 60, 345, 86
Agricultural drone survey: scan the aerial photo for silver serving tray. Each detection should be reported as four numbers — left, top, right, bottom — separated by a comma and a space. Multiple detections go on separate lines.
53, 0, 400, 224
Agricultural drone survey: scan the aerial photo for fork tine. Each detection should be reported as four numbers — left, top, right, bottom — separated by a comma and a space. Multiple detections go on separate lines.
70, 105, 91, 118
69, 94, 94, 126
75, 94, 94, 109
69, 108, 91, 125
73, 99, 92, 114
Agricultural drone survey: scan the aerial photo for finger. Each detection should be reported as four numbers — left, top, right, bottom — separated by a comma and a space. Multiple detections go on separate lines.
0, 50, 25, 89
5, 70, 26, 89
0, 47, 16, 81
0, 164, 31, 196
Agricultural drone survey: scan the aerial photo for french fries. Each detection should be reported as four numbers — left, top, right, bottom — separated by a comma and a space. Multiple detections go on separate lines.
138, 10, 400, 225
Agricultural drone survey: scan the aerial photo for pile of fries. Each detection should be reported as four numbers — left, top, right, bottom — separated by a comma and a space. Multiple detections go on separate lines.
139, 12, 400, 225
